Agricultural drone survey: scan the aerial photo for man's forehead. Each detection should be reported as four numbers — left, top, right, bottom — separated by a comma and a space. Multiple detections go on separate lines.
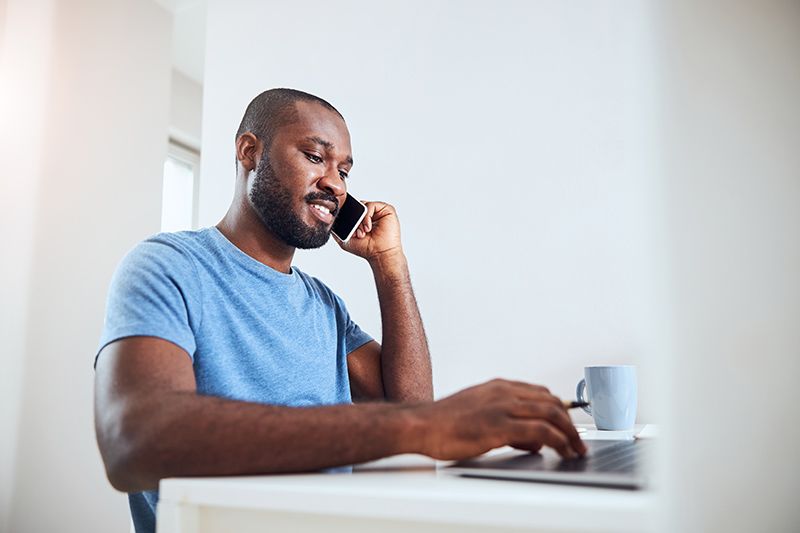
281, 101, 351, 151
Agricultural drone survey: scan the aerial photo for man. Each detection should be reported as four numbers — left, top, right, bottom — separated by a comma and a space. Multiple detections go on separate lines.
94, 88, 586, 533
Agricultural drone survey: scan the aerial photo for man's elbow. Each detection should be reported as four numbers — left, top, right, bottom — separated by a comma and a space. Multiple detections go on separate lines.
96, 409, 161, 493
99, 435, 159, 493
103, 456, 138, 493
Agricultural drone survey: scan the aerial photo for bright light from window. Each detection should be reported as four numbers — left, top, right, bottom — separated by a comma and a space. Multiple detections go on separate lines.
161, 156, 195, 232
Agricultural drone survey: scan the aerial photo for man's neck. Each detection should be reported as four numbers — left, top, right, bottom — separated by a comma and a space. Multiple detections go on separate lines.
216, 200, 295, 274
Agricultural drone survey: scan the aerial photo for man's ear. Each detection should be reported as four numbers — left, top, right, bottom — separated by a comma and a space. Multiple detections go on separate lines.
235, 132, 261, 172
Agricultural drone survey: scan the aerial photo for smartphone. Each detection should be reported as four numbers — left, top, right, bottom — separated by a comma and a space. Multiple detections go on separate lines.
331, 193, 368, 243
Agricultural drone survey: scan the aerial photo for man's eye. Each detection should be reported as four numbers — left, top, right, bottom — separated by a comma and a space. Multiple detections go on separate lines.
305, 153, 323, 164
339, 170, 349, 180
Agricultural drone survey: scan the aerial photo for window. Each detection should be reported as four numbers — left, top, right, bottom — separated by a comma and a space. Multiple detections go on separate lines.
161, 140, 200, 232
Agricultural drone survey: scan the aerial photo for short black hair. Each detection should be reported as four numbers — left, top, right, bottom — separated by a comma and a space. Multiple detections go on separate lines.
235, 88, 343, 152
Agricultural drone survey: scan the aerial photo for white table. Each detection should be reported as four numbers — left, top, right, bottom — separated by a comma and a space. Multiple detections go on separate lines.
157, 429, 658, 533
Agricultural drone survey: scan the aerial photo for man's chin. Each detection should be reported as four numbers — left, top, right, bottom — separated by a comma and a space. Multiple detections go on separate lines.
255, 207, 332, 249
290, 227, 332, 249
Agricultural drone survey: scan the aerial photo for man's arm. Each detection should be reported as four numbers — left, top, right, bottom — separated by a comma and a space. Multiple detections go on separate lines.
340, 202, 433, 402
346, 341, 385, 401
95, 337, 417, 492
95, 336, 585, 493
370, 249, 432, 401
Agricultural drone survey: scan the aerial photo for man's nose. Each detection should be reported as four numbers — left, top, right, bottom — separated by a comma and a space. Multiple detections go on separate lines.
317, 169, 346, 198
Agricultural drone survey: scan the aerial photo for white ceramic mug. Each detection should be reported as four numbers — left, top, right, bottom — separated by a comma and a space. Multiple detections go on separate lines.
576, 365, 637, 430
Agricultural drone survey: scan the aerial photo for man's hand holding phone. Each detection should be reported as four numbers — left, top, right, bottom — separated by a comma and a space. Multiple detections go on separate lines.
334, 195, 404, 266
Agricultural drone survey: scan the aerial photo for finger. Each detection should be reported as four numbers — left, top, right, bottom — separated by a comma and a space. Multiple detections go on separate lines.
363, 202, 379, 226
359, 201, 373, 232
497, 383, 561, 407
508, 399, 586, 456
503, 393, 581, 454
365, 201, 394, 223
507, 395, 566, 419
362, 205, 378, 236
510, 441, 543, 454
510, 420, 576, 459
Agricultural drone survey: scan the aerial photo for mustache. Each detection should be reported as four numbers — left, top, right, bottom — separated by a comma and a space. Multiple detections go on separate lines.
305, 192, 339, 217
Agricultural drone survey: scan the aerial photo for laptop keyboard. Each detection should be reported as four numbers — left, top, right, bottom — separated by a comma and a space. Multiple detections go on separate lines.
557, 440, 645, 473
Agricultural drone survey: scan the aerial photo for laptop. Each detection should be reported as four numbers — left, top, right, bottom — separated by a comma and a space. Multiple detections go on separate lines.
443, 438, 651, 489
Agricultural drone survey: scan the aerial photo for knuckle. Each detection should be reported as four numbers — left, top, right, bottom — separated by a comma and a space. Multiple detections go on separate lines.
539, 422, 564, 446
512, 399, 532, 416
487, 379, 509, 394
509, 425, 531, 445
530, 383, 550, 393
546, 405, 561, 419
529, 420, 548, 439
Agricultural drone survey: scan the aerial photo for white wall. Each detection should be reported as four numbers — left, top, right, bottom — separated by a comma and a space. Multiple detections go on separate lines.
1, 1, 173, 532
200, 0, 659, 420
658, 2, 800, 531
169, 68, 203, 150
0, 2, 56, 529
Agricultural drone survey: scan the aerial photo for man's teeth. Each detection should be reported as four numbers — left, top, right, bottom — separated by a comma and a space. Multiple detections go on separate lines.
311, 204, 331, 215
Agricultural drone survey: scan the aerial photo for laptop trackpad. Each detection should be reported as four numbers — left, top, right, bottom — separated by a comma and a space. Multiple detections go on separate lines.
444, 439, 650, 489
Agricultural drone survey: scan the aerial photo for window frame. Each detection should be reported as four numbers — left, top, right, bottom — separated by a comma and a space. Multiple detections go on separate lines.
164, 138, 201, 230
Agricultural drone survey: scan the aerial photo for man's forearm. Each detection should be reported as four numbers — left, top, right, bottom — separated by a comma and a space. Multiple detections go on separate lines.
369, 251, 433, 402
101, 392, 425, 493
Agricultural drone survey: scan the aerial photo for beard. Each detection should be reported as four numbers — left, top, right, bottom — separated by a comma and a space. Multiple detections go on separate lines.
248, 154, 336, 249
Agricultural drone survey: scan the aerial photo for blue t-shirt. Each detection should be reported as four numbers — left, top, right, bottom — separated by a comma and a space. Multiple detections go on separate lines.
96, 227, 373, 533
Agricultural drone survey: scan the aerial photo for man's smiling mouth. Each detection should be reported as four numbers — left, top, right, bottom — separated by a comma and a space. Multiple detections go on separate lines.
307, 200, 337, 224
311, 203, 331, 216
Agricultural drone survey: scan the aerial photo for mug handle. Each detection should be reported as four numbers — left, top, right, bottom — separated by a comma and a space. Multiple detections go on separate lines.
576, 379, 592, 415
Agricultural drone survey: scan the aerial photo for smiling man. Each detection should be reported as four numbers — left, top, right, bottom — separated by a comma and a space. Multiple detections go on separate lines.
94, 89, 586, 533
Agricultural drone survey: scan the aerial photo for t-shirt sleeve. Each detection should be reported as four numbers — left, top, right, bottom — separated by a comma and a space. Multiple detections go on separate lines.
96, 236, 202, 365
331, 292, 373, 355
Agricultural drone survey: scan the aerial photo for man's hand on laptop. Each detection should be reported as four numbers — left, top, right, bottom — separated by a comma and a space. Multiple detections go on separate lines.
412, 379, 587, 461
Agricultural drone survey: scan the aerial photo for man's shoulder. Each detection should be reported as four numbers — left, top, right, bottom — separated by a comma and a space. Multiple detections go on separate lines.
131, 227, 216, 257
139, 228, 213, 253
118, 228, 214, 278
